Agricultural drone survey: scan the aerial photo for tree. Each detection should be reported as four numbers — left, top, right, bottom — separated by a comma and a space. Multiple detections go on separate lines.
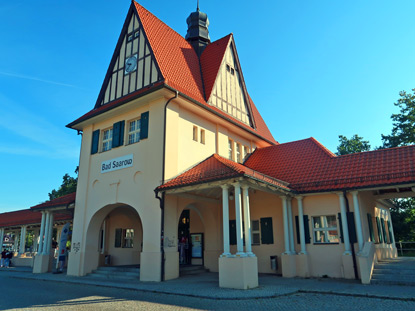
381, 88, 415, 148
381, 88, 415, 242
48, 173, 77, 200
336, 134, 371, 155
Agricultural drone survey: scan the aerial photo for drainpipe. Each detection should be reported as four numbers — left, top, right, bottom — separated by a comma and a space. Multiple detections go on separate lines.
343, 191, 359, 280
155, 90, 179, 282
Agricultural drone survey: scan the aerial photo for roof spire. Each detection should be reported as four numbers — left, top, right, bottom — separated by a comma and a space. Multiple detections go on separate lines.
186, 2, 210, 57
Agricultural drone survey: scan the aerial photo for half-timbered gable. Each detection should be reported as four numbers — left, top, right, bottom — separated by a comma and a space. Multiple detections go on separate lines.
95, 6, 162, 108
202, 35, 254, 127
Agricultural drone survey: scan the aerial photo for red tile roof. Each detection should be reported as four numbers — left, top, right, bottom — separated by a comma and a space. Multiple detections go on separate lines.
0, 209, 72, 228
157, 154, 290, 192
67, 2, 276, 144
245, 138, 415, 192
30, 192, 76, 210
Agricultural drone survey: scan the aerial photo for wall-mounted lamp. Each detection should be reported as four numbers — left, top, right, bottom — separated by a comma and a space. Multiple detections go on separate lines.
229, 191, 234, 200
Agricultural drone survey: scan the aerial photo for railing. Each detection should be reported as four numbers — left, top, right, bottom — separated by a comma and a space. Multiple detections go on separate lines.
396, 241, 415, 257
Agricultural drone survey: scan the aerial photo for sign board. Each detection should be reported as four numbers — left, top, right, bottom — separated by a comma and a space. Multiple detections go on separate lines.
101, 154, 133, 173
191, 233, 203, 258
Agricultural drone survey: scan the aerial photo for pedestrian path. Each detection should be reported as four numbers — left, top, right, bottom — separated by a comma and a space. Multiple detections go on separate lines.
1, 266, 414, 301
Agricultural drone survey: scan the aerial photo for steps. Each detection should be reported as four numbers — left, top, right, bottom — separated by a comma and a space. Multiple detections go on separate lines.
179, 265, 209, 276
371, 257, 415, 286
86, 266, 140, 282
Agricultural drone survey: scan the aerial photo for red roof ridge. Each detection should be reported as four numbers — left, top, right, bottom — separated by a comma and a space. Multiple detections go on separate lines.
336, 144, 415, 158
133, 2, 184, 41
31, 192, 76, 210
308, 137, 336, 157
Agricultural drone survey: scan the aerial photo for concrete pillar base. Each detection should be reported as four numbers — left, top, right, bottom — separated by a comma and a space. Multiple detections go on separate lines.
281, 253, 296, 277
140, 251, 161, 282
342, 253, 355, 279
219, 256, 258, 289
164, 251, 179, 281
295, 253, 310, 277
33, 254, 51, 274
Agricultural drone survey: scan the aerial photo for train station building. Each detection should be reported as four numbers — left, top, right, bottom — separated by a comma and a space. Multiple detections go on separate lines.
2, 1, 414, 289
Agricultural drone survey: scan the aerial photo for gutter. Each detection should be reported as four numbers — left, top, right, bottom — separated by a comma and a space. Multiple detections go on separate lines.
154, 90, 178, 282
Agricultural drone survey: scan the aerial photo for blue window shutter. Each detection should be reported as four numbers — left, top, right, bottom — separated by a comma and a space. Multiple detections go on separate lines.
295, 215, 310, 244
112, 121, 125, 148
387, 220, 394, 244
91, 130, 100, 154
304, 215, 310, 244
338, 213, 344, 243
260, 217, 274, 244
114, 228, 122, 248
295, 216, 300, 244
381, 218, 388, 243
347, 212, 357, 244
376, 217, 383, 243
140, 111, 149, 139
229, 220, 236, 245
367, 213, 375, 242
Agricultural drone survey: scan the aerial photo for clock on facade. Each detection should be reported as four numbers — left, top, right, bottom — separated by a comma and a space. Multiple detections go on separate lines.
125, 54, 137, 74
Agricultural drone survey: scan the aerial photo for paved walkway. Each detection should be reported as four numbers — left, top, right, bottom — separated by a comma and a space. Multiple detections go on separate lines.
1, 266, 414, 301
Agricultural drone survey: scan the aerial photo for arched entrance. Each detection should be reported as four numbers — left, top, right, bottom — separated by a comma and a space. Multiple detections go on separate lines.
84, 203, 143, 273
178, 206, 205, 267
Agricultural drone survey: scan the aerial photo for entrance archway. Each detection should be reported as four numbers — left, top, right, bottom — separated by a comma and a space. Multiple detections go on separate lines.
84, 203, 143, 274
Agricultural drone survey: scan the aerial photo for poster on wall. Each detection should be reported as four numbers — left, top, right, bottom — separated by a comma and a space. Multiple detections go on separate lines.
191, 233, 203, 258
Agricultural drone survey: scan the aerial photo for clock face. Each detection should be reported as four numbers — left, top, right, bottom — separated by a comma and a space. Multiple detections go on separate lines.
125, 54, 137, 74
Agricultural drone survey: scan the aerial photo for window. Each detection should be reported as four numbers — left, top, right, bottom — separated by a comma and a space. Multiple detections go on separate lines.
236, 143, 242, 163
228, 139, 234, 160
200, 129, 205, 144
123, 229, 134, 248
251, 220, 260, 245
193, 126, 198, 141
243, 146, 249, 159
114, 228, 134, 248
128, 118, 141, 144
312, 215, 339, 244
102, 128, 113, 152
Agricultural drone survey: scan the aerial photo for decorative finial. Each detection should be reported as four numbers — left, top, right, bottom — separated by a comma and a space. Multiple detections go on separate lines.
197, 0, 200, 11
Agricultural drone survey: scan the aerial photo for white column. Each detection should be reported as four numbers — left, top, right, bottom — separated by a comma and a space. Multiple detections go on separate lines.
13, 232, 19, 252
38, 212, 46, 254
42, 212, 51, 255
0, 228, 4, 251
45, 213, 54, 255
281, 196, 290, 254
338, 193, 351, 254
19, 226, 27, 255
221, 185, 231, 257
351, 191, 364, 251
296, 196, 307, 254
32, 229, 39, 253
233, 182, 245, 257
287, 198, 295, 254
242, 185, 254, 257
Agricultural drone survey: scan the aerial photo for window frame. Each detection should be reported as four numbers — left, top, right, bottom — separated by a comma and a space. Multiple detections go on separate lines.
193, 126, 198, 142
127, 117, 141, 145
200, 129, 205, 144
101, 127, 113, 152
228, 139, 234, 161
311, 215, 340, 244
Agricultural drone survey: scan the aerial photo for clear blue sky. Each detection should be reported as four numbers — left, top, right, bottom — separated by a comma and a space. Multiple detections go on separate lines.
1, 0, 414, 213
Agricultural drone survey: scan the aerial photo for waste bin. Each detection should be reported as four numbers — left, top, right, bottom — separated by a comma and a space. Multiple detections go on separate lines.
270, 255, 278, 270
